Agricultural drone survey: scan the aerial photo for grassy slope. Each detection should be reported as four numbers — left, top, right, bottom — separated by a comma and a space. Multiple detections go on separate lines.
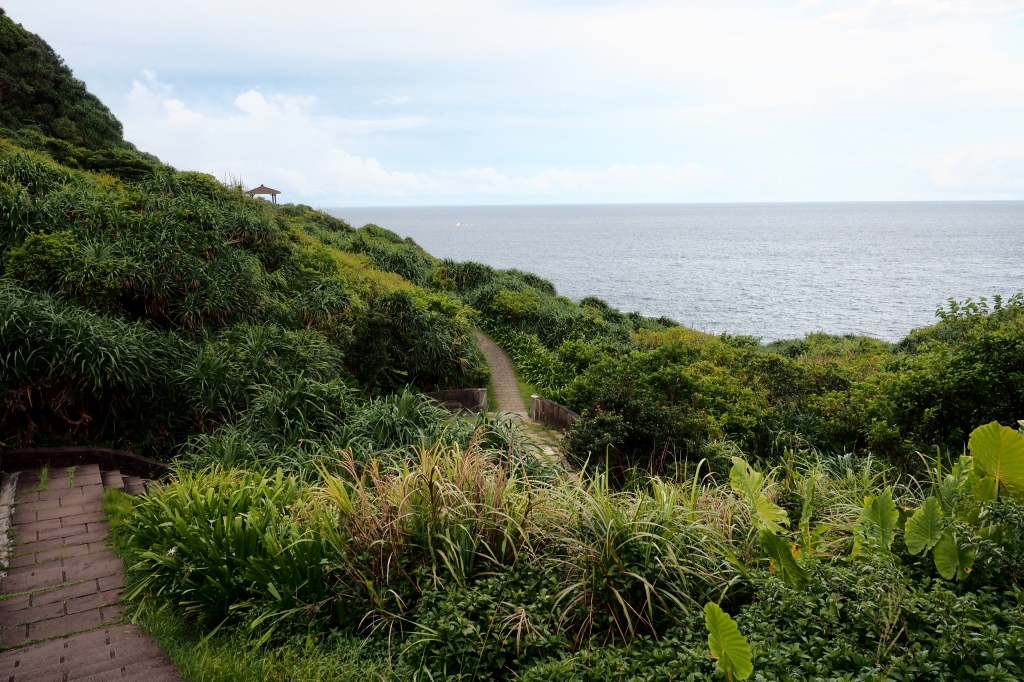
0, 139, 489, 454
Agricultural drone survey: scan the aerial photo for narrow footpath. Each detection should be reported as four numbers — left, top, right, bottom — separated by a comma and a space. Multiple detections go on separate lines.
0, 464, 181, 681
474, 331, 567, 464
475, 331, 527, 415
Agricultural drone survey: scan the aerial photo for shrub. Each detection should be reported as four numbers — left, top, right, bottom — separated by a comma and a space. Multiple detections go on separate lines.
3, 229, 75, 289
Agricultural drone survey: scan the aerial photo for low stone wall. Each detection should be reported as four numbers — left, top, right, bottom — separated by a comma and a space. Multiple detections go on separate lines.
425, 388, 488, 413
0, 447, 172, 479
530, 395, 580, 431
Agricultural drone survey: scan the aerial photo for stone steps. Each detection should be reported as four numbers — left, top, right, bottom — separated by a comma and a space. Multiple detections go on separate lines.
0, 464, 180, 680
98, 470, 150, 497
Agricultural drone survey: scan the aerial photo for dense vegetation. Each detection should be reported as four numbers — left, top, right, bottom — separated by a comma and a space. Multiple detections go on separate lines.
0, 9, 124, 149
466, 275, 1024, 475
108, 425, 1024, 681
0, 139, 487, 458
6, 14, 1024, 681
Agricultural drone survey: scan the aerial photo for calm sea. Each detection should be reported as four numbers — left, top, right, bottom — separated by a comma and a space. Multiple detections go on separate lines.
329, 203, 1024, 342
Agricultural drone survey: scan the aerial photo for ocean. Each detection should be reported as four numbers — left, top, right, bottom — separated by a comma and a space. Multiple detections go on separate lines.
329, 202, 1024, 342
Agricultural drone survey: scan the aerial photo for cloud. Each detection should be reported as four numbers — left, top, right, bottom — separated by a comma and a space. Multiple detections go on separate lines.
15, 0, 1024, 202
911, 148, 1024, 196
121, 75, 726, 203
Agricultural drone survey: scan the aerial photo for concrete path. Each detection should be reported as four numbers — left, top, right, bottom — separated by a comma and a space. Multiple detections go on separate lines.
474, 331, 573, 469
475, 331, 527, 415
0, 464, 181, 681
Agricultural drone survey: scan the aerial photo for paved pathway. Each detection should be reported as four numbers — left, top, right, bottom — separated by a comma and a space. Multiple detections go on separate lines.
474, 331, 571, 468
0, 464, 181, 681
475, 331, 527, 415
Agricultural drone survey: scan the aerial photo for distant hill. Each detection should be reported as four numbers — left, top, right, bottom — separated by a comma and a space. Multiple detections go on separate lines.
0, 7, 125, 150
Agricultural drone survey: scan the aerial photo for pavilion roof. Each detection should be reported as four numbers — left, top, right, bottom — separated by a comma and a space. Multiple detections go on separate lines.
246, 184, 281, 195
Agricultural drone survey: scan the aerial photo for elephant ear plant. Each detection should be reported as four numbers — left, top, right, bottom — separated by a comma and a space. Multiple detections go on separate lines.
703, 601, 753, 681
729, 457, 809, 590
900, 421, 1024, 580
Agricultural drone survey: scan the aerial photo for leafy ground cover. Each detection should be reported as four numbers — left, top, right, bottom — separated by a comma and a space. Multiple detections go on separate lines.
106, 424, 1024, 681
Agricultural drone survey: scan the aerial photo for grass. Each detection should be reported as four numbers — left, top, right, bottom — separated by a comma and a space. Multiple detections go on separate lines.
516, 374, 539, 412
36, 464, 49, 492
67, 465, 76, 488
104, 484, 394, 681
485, 376, 499, 412
124, 602, 392, 682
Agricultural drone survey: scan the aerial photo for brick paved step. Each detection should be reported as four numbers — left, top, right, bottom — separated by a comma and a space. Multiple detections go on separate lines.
14, 641, 173, 682
122, 476, 146, 496
1, 466, 181, 680
76, 656, 181, 682
0, 625, 180, 682
101, 471, 124, 491
474, 331, 527, 414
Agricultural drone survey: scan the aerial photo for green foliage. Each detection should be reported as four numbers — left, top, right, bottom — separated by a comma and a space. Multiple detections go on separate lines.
932, 528, 976, 580
904, 495, 944, 555
563, 409, 628, 466
0, 133, 486, 451
480, 287, 1024, 474
969, 420, 1024, 499
3, 230, 75, 287
729, 457, 789, 533
0, 9, 125, 149
110, 432, 1024, 681
491, 289, 541, 322
703, 602, 753, 681
123, 467, 333, 628
853, 487, 898, 555
758, 530, 809, 590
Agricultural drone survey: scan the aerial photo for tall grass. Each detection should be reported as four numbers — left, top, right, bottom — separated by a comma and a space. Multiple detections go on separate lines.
120, 439, 745, 648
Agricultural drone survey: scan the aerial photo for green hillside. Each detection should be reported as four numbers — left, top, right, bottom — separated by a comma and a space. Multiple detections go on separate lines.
0, 8, 124, 149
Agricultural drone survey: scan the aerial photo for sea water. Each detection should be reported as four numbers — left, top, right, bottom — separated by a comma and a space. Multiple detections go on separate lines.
329, 203, 1024, 342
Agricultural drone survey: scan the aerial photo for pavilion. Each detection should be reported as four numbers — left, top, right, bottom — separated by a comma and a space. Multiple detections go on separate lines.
246, 184, 281, 204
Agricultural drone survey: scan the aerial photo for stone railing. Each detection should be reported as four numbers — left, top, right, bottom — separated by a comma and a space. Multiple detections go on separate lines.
530, 395, 580, 431
0, 447, 172, 479
425, 388, 488, 413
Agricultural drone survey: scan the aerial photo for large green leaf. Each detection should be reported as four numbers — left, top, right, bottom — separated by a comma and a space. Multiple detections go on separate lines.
968, 421, 1024, 499
759, 529, 809, 590
853, 487, 898, 555
932, 529, 975, 580
729, 457, 788, 534
904, 496, 944, 555
704, 601, 754, 681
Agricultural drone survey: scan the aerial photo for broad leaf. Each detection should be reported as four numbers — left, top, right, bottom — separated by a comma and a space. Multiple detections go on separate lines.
704, 601, 754, 681
933, 529, 975, 580
853, 487, 898, 555
730, 457, 788, 533
904, 497, 943, 555
759, 529, 809, 590
968, 421, 1024, 499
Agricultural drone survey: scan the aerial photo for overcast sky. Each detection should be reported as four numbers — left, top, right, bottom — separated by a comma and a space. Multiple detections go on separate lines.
7, 1, 1024, 205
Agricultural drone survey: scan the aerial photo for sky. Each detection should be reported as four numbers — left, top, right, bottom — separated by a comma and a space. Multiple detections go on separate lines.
7, 0, 1024, 205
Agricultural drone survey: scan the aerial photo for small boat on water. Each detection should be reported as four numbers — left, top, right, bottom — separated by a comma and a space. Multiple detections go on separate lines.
455, 222, 465, 226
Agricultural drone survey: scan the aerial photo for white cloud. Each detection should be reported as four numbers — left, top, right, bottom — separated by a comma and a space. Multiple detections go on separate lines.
911, 148, 1024, 195
13, 0, 1024, 201
121, 76, 726, 203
